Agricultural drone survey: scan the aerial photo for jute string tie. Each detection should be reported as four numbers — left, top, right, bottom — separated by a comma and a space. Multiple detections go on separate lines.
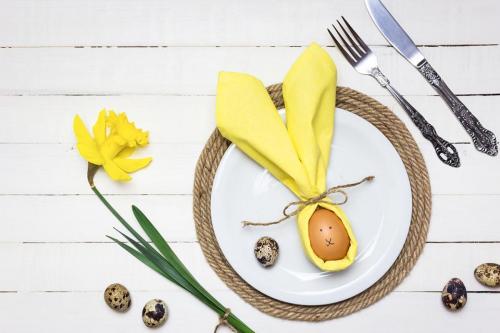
242, 176, 374, 227
213, 308, 237, 333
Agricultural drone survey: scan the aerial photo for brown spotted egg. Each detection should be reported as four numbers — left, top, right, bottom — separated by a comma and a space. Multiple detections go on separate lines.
142, 299, 168, 328
254, 237, 279, 268
474, 263, 500, 287
442, 278, 467, 311
104, 283, 131, 312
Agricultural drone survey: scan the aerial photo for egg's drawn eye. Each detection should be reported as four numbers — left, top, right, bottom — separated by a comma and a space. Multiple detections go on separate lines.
320, 229, 323, 232
329, 226, 332, 229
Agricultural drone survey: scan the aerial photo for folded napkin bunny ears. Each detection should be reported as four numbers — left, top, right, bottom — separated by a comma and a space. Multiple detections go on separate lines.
216, 43, 357, 272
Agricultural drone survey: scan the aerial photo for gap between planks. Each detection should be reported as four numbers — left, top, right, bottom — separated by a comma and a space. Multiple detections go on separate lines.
0, 44, 497, 49
0, 141, 474, 146
5, 240, 499, 244
1, 93, 499, 97
8, 189, 500, 197
0, 290, 497, 294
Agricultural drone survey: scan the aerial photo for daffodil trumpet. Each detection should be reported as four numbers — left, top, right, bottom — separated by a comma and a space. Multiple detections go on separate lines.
74, 111, 254, 333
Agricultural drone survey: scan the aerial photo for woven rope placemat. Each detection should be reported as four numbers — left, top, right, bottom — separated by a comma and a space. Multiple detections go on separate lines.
193, 84, 431, 321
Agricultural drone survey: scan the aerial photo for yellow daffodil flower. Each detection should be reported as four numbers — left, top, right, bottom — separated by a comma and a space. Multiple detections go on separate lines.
73, 109, 152, 182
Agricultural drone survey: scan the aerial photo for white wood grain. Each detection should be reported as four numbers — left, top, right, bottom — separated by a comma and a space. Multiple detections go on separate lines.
0, 291, 496, 333
0, 95, 499, 144
430, 195, 500, 242
0, 142, 499, 195
0, 95, 216, 144
0, 195, 196, 243
1, 242, 498, 293
1, 194, 499, 243
1, 0, 499, 331
0, 0, 498, 47
0, 46, 497, 96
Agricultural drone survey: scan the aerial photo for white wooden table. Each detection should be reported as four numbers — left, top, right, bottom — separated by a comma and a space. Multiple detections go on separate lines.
0, 1, 499, 332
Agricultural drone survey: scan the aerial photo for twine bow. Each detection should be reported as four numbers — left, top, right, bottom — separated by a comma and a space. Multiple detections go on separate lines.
213, 308, 237, 333
242, 176, 374, 227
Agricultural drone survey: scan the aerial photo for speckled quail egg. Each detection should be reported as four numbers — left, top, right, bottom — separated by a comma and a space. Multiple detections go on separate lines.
104, 283, 131, 312
474, 263, 500, 287
142, 299, 168, 328
254, 236, 279, 268
442, 278, 467, 311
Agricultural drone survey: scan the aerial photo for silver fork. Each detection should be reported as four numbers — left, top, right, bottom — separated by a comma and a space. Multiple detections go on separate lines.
327, 17, 460, 168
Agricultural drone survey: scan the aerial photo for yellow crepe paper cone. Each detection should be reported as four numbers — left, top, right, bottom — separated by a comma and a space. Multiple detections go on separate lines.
216, 43, 357, 271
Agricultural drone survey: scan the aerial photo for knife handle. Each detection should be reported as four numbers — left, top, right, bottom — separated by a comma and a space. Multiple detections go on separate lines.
417, 61, 498, 156
371, 68, 460, 167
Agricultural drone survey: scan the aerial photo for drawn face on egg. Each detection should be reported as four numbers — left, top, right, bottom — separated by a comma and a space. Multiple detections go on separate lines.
308, 208, 350, 261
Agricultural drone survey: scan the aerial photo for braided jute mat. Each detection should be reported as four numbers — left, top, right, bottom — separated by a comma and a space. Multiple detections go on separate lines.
193, 84, 431, 321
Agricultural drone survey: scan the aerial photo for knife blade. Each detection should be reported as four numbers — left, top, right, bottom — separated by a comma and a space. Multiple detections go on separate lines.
365, 0, 498, 156
365, 0, 424, 66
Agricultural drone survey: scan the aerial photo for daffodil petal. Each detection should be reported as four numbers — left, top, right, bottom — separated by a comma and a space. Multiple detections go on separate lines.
74, 115, 103, 164
93, 110, 107, 146
113, 157, 152, 173
77, 143, 104, 165
117, 147, 136, 159
107, 110, 118, 127
103, 161, 132, 181
74, 115, 94, 146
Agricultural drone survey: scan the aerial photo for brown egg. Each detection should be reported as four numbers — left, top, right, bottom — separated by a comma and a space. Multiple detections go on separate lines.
308, 208, 350, 261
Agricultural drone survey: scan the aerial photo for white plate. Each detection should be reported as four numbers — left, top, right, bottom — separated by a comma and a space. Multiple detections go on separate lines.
211, 108, 412, 305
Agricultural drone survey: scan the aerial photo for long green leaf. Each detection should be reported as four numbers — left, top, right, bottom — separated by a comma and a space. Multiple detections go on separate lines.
131, 205, 257, 331
113, 229, 191, 292
132, 205, 225, 311
114, 228, 219, 312
117, 227, 253, 333
94, 186, 196, 296
94, 187, 254, 332
109, 234, 214, 309
95, 188, 213, 303
94, 185, 216, 310
132, 206, 195, 278
92, 187, 161, 256
106, 235, 168, 280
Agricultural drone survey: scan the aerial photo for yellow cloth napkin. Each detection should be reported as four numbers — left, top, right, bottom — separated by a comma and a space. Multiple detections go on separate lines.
216, 43, 357, 271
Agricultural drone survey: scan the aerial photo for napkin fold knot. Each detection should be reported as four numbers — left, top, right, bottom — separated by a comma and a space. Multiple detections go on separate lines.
243, 176, 374, 227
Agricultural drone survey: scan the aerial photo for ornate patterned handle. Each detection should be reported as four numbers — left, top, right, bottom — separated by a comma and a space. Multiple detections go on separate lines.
418, 61, 498, 156
371, 68, 460, 167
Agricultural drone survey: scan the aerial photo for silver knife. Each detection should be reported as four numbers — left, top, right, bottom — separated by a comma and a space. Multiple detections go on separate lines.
365, 0, 498, 156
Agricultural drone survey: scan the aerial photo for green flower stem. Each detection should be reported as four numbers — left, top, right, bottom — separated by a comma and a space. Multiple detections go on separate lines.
91, 186, 129, 229
91, 185, 254, 333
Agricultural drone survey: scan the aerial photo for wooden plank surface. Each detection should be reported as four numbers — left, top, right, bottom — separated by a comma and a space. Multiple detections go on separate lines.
1, 0, 499, 332
0, 292, 496, 332
1, 194, 499, 243
0, 95, 498, 144
0, 0, 498, 46
0, 242, 498, 292
0, 142, 499, 195
0, 46, 497, 96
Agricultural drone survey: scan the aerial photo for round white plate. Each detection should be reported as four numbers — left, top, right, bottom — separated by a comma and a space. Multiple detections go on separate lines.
211, 108, 412, 305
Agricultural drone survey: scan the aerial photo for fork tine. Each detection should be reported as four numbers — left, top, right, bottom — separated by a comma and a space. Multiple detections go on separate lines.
327, 28, 355, 65
332, 24, 360, 61
336, 19, 364, 57
341, 16, 369, 52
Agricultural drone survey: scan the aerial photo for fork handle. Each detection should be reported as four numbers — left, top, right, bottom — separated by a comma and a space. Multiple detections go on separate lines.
371, 68, 460, 167
417, 61, 498, 156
